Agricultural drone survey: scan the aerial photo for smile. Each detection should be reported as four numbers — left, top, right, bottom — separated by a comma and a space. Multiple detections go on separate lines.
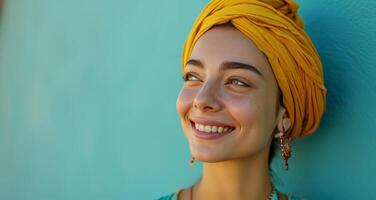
189, 119, 236, 140
193, 122, 234, 134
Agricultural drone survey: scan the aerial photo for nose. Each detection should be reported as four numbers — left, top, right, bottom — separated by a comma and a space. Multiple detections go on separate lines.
193, 80, 221, 112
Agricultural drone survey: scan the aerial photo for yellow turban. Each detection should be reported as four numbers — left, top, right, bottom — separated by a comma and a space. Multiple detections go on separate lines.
182, 0, 327, 140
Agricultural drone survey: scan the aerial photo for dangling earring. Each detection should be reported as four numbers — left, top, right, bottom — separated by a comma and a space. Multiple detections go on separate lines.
188, 156, 195, 167
274, 118, 292, 171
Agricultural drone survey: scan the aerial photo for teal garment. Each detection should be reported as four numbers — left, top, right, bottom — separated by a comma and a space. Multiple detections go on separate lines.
155, 188, 303, 200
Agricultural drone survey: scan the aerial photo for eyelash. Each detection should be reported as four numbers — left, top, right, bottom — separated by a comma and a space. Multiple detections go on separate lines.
182, 72, 251, 88
227, 78, 250, 87
182, 72, 200, 82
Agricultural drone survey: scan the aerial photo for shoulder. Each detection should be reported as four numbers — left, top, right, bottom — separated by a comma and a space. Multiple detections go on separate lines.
155, 189, 302, 200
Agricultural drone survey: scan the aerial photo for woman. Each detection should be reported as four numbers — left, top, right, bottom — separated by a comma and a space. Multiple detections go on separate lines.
158, 0, 326, 199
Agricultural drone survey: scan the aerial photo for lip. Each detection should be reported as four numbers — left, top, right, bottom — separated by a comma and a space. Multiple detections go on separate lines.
189, 119, 235, 140
189, 117, 235, 128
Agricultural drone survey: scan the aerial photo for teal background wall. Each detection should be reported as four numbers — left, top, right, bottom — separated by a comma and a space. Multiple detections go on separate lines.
0, 0, 374, 199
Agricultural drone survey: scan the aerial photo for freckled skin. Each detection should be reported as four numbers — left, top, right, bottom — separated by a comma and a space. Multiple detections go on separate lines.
175, 24, 290, 200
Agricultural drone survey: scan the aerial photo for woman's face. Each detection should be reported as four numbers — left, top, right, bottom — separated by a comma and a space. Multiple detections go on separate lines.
176, 24, 284, 162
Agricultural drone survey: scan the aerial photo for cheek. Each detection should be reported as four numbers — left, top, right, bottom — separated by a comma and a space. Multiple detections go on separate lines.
226, 90, 277, 140
224, 94, 261, 126
176, 88, 195, 119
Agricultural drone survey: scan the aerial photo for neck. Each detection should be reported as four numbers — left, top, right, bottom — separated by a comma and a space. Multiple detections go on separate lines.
194, 151, 273, 200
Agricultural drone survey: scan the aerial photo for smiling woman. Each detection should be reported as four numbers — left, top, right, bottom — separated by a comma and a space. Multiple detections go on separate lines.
176, 23, 291, 200
157, 0, 326, 199
179, 24, 283, 165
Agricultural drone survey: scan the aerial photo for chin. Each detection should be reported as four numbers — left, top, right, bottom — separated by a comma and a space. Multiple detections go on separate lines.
195, 154, 237, 163
195, 156, 225, 163
190, 147, 231, 163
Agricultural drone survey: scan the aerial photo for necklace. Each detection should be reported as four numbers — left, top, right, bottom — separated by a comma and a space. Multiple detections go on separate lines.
189, 184, 279, 200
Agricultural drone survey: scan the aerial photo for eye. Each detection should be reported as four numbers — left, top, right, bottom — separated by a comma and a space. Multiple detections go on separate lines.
182, 72, 201, 82
228, 78, 250, 87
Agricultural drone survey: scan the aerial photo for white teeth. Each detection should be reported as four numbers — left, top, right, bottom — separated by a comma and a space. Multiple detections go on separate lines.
198, 124, 205, 131
218, 127, 223, 133
204, 125, 211, 133
193, 122, 234, 134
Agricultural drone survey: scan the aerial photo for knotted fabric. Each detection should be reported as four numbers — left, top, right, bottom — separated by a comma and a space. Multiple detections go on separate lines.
182, 0, 327, 140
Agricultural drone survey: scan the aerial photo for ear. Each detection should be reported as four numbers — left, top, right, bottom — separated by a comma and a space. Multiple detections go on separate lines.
276, 106, 291, 133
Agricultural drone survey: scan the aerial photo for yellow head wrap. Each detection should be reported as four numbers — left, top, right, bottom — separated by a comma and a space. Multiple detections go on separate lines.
182, 0, 327, 140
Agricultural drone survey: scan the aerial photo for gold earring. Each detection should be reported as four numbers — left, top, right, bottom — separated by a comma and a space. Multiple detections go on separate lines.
275, 118, 292, 170
188, 156, 195, 167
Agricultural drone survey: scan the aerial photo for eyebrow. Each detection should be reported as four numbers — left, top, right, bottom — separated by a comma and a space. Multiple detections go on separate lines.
185, 59, 264, 79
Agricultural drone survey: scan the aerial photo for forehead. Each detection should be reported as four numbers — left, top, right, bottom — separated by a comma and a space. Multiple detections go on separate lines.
189, 25, 272, 76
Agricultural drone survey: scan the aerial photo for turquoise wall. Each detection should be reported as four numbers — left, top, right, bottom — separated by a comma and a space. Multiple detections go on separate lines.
0, 0, 374, 199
